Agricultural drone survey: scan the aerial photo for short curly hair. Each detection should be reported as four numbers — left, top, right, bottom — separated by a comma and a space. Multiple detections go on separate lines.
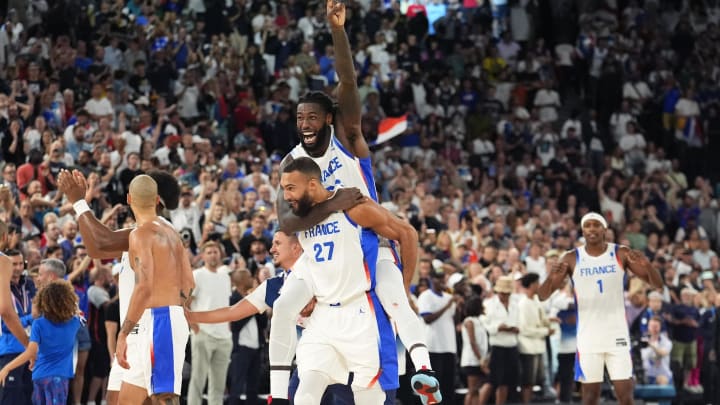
34, 280, 78, 324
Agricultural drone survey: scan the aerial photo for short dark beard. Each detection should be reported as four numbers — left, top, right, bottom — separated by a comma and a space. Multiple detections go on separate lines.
300, 123, 331, 157
291, 192, 314, 217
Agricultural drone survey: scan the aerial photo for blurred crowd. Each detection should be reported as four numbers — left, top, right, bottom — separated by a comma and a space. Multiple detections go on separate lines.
1, 0, 720, 403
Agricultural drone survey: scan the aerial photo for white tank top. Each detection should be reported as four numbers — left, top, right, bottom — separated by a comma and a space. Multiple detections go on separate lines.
460, 316, 488, 367
289, 128, 397, 262
118, 252, 134, 325
289, 127, 376, 199
571, 243, 630, 353
296, 211, 377, 305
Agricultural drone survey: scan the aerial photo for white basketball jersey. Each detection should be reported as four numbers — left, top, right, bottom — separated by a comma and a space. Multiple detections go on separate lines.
297, 211, 377, 305
289, 128, 374, 198
571, 243, 630, 354
118, 252, 134, 325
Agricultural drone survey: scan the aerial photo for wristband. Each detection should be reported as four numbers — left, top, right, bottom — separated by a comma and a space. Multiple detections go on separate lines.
73, 200, 91, 219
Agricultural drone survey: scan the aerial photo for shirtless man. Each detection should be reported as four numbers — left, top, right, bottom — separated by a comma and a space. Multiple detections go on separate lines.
0, 221, 28, 348
114, 175, 194, 405
57, 169, 180, 405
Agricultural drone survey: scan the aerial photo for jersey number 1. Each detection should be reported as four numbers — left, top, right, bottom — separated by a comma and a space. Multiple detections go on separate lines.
596, 279, 604, 294
313, 241, 335, 262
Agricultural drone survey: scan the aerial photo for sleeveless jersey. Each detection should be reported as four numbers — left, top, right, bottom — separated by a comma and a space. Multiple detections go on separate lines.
118, 252, 134, 325
289, 127, 378, 201
297, 211, 378, 305
288, 127, 400, 265
571, 243, 630, 354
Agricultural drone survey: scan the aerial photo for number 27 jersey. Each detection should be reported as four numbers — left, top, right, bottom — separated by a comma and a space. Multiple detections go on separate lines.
296, 211, 378, 306
571, 243, 630, 354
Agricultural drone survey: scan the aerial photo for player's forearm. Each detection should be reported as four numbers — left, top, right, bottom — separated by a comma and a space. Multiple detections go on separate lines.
397, 229, 419, 291
278, 198, 333, 234
1, 311, 28, 347
121, 285, 151, 336
192, 300, 259, 324
331, 27, 355, 85
2, 344, 35, 372
78, 214, 130, 258
537, 279, 557, 301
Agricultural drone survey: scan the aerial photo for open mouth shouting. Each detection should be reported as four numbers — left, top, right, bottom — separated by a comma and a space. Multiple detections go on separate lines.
302, 130, 318, 146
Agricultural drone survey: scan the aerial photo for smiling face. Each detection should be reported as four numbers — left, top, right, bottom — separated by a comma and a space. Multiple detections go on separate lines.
280, 171, 316, 217
270, 231, 299, 268
296, 103, 332, 156
582, 219, 606, 245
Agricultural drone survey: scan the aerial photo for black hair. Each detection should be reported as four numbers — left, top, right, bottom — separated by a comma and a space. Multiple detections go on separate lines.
298, 91, 336, 117
3, 249, 21, 256
147, 170, 181, 210
520, 272, 540, 288
46, 245, 62, 256
281, 157, 322, 180
464, 296, 484, 317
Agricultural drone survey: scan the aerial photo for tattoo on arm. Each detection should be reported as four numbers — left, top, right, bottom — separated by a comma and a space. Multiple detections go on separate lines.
180, 288, 193, 305
120, 319, 137, 335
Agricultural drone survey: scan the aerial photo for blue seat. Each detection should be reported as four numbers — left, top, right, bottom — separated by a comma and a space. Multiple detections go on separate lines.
634, 384, 676, 405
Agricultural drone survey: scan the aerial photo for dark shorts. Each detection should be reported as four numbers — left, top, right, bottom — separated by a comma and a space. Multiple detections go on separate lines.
32, 376, 69, 405
88, 341, 111, 378
519, 353, 544, 387
462, 366, 485, 377
76, 324, 91, 352
489, 346, 519, 387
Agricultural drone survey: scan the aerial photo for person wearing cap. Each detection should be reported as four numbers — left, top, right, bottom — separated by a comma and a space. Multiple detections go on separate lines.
539, 212, 662, 405
478, 275, 519, 405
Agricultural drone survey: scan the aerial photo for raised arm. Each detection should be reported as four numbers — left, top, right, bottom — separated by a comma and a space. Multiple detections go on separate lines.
57, 170, 128, 258
0, 257, 29, 347
327, 0, 369, 159
538, 252, 574, 301
619, 246, 663, 289
348, 200, 419, 291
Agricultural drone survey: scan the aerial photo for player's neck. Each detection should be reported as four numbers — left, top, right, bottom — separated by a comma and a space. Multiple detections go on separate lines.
133, 208, 158, 225
585, 241, 608, 256
313, 189, 334, 204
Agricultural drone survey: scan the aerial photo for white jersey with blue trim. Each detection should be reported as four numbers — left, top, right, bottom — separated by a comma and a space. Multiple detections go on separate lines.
288, 127, 375, 199
296, 211, 378, 306
571, 243, 630, 354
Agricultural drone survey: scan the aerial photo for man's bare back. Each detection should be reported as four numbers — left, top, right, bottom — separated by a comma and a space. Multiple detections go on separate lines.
129, 218, 194, 308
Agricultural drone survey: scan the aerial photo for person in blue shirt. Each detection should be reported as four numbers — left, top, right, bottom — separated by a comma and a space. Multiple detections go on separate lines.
0, 249, 36, 405
0, 280, 81, 405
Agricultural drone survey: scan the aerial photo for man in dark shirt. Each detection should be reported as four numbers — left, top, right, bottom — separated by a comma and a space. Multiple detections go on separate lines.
666, 288, 701, 392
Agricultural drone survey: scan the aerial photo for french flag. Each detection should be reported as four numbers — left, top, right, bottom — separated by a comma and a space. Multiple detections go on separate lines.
370, 115, 408, 146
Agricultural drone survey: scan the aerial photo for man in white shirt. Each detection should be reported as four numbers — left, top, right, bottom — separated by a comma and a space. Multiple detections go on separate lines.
84, 83, 114, 122
170, 184, 202, 244
418, 271, 459, 404
517, 273, 553, 404
186, 241, 233, 405
533, 81, 561, 123
524, 243, 546, 282
480, 275, 520, 405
